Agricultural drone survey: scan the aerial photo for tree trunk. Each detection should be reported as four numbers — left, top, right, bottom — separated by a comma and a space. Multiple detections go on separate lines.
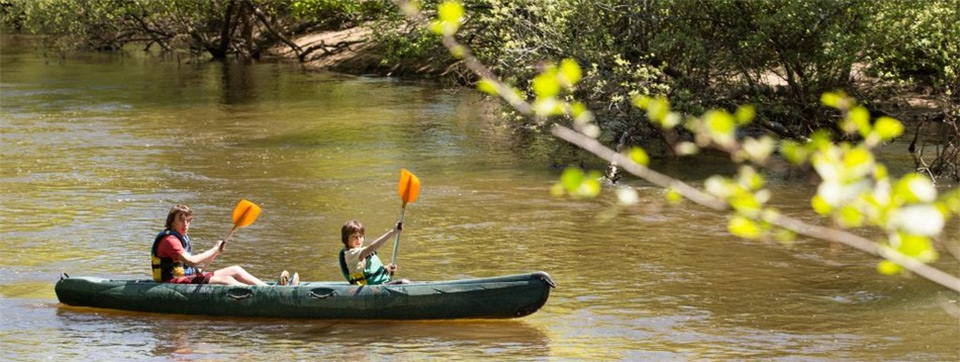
211, 0, 237, 59
240, 2, 256, 58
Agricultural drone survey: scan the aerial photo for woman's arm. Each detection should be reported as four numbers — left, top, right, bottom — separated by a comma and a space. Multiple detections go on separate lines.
359, 223, 402, 260
177, 240, 224, 266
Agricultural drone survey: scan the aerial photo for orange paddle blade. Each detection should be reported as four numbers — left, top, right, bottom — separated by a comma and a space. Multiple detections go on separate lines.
232, 199, 261, 228
398, 169, 421, 205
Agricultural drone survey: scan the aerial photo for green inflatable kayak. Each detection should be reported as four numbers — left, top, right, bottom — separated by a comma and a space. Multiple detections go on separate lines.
55, 271, 555, 319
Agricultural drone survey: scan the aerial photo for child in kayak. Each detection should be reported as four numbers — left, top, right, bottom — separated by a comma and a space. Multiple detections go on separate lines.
152, 204, 299, 286
339, 219, 409, 285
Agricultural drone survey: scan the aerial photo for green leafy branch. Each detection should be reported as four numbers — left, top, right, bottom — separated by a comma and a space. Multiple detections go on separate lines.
397, 0, 960, 293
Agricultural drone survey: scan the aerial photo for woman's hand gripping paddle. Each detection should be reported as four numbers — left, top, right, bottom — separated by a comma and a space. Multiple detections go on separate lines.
220, 199, 262, 251
390, 169, 420, 271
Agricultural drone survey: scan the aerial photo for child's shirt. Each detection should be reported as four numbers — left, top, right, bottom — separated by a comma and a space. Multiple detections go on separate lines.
342, 246, 391, 285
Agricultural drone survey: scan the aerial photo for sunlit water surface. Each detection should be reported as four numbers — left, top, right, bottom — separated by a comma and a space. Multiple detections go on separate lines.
1, 36, 957, 360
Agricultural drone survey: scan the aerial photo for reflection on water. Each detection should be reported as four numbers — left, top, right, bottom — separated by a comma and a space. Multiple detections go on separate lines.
43, 305, 550, 360
1, 35, 958, 360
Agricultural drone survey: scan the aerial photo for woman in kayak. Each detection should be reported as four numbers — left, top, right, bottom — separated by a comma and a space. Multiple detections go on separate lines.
151, 204, 299, 286
339, 219, 409, 285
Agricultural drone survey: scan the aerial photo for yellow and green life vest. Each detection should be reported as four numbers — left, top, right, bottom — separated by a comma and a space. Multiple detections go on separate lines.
339, 249, 391, 286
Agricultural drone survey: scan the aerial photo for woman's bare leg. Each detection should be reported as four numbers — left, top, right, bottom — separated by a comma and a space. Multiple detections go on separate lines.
213, 265, 266, 286
208, 274, 243, 286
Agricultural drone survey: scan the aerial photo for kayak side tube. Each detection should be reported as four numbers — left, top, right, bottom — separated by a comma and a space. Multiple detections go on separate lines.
55, 271, 556, 319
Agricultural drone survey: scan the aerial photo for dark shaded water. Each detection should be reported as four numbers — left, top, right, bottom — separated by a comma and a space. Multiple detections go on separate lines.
1, 36, 957, 360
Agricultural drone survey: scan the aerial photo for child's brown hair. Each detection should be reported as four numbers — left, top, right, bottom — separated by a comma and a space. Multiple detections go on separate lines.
341, 220, 365, 246
165, 204, 193, 230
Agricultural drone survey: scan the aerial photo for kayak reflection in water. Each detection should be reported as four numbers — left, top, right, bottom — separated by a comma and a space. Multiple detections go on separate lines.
338, 219, 410, 285
150, 204, 293, 286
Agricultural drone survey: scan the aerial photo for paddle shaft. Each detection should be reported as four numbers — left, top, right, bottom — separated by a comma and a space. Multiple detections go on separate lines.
220, 225, 238, 251
390, 205, 406, 267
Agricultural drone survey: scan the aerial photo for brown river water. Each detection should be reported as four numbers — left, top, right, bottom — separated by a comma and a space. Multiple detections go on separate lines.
1, 36, 958, 360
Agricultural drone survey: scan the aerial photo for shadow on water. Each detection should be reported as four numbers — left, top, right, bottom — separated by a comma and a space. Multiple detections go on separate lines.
218, 60, 258, 106
51, 305, 551, 359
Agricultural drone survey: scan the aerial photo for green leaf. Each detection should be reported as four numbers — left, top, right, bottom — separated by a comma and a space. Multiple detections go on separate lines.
738, 166, 765, 190
780, 140, 809, 165
661, 112, 681, 129
893, 233, 937, 262
934, 202, 951, 220
729, 191, 761, 214
628, 147, 649, 166
665, 188, 683, 204
532, 71, 560, 98
874, 164, 888, 180
437, 1, 464, 23
842, 146, 873, 171
877, 260, 901, 275
450, 45, 466, 58
631, 95, 651, 109
532, 98, 564, 116
874, 116, 904, 141
645, 97, 670, 123
729, 216, 761, 239
559, 58, 581, 86
838, 205, 864, 227
560, 167, 584, 193
429, 20, 444, 35
704, 110, 736, 146
550, 182, 565, 197
476, 78, 498, 95
735, 105, 755, 125
811, 195, 832, 215
942, 190, 960, 214
774, 228, 796, 245
570, 102, 594, 124
570, 102, 587, 118
576, 171, 603, 198
808, 130, 833, 152
820, 91, 848, 109
893, 173, 937, 203
843, 106, 871, 137
704, 110, 735, 134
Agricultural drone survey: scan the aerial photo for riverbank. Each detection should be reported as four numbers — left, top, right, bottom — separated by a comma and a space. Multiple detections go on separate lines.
269, 25, 957, 184
267, 25, 448, 78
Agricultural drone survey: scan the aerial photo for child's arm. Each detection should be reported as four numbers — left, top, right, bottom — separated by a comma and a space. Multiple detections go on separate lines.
359, 222, 402, 259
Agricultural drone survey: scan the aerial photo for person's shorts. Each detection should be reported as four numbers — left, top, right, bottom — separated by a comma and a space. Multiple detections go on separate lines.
168, 272, 213, 284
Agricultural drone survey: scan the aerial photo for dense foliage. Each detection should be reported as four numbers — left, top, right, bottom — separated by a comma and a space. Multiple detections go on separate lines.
2, 0, 957, 179
381, 0, 958, 178
416, 0, 960, 293
0, 0, 375, 58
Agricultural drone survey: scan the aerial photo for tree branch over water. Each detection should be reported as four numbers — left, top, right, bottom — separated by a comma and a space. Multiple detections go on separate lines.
396, 0, 960, 294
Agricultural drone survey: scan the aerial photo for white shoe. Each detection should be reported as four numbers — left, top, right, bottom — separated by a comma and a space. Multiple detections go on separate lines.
290, 272, 300, 286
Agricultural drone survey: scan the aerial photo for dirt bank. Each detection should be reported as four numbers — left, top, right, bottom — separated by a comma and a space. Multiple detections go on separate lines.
268, 26, 445, 77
